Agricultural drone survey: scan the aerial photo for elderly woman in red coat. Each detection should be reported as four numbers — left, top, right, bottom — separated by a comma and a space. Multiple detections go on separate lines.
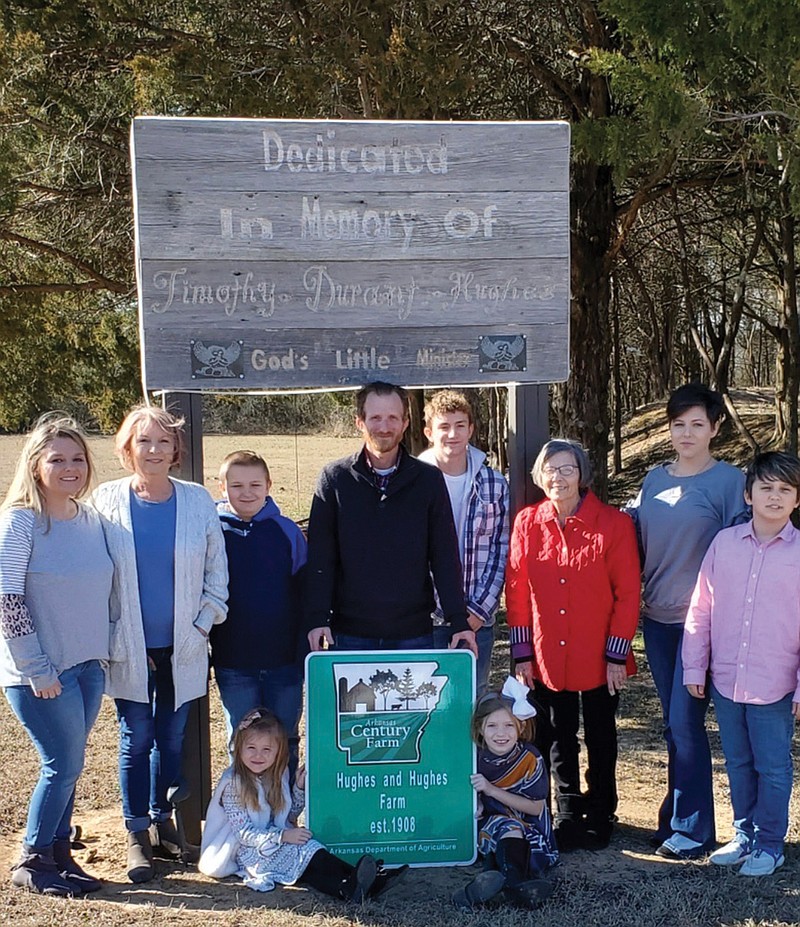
507, 439, 640, 852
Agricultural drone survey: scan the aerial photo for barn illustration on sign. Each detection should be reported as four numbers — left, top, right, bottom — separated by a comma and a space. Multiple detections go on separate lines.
333, 662, 447, 764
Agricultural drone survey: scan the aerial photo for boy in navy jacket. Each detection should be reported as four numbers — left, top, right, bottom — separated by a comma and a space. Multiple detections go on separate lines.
211, 450, 306, 769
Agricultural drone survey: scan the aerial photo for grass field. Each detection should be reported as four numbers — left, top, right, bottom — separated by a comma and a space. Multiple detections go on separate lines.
0, 429, 799, 926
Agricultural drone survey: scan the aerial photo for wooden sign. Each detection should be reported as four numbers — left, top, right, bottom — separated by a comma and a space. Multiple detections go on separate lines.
131, 118, 570, 391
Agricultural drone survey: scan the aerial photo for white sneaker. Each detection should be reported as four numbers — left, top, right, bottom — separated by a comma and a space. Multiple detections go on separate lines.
709, 839, 751, 866
738, 849, 784, 877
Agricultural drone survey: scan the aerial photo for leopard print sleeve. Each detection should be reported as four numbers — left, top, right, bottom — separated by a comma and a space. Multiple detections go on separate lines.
0, 594, 35, 640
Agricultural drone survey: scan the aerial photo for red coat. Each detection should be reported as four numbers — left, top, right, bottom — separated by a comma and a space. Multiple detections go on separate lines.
506, 490, 640, 692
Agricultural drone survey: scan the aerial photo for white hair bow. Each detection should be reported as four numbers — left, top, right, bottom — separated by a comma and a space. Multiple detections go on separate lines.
501, 676, 537, 720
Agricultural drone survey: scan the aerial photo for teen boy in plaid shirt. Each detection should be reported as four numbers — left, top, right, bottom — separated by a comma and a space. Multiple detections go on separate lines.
419, 390, 510, 695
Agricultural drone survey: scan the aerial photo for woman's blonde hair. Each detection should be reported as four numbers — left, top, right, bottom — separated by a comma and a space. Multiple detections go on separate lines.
1, 413, 95, 517
230, 708, 289, 814
115, 405, 185, 472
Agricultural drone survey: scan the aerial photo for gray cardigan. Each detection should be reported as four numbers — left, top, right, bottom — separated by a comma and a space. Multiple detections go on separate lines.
92, 477, 228, 708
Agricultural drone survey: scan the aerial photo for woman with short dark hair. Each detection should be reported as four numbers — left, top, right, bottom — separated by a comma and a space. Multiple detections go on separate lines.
507, 439, 640, 851
626, 383, 747, 859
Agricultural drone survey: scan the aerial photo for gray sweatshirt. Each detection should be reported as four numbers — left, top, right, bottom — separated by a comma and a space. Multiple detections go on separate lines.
626, 461, 748, 625
0, 506, 112, 690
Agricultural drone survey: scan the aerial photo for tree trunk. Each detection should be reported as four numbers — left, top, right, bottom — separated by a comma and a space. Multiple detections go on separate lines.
773, 198, 799, 452
554, 159, 615, 500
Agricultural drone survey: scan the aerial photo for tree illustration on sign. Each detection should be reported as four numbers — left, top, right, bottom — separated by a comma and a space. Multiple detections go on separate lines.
369, 669, 399, 710
416, 681, 437, 708
396, 668, 418, 709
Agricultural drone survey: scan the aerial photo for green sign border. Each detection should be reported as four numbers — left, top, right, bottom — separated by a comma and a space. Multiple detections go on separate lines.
305, 650, 477, 867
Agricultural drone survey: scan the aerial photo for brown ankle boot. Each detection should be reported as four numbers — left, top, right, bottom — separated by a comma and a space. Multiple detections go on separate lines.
127, 830, 154, 883
52, 838, 102, 893
10, 844, 76, 896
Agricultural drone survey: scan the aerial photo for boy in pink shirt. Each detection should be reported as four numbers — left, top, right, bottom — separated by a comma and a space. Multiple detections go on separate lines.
683, 451, 800, 877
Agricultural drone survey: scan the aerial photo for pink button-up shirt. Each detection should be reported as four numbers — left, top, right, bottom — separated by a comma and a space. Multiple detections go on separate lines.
682, 519, 800, 704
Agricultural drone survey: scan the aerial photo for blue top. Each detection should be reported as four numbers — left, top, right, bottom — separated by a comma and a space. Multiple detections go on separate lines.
211, 496, 307, 670
626, 460, 748, 624
130, 488, 177, 647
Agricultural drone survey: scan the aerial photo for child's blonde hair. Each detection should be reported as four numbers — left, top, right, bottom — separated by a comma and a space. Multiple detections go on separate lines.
470, 690, 534, 749
1, 413, 95, 519
218, 450, 271, 484
230, 708, 289, 814
115, 405, 185, 472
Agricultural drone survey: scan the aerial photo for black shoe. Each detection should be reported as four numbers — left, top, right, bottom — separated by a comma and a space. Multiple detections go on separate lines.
504, 878, 554, 909
149, 819, 183, 860
369, 863, 410, 898
344, 854, 378, 902
127, 830, 155, 883
554, 818, 586, 852
583, 819, 614, 850
452, 870, 506, 909
11, 845, 76, 897
52, 838, 102, 892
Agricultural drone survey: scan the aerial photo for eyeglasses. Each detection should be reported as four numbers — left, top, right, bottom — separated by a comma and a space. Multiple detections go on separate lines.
542, 464, 579, 477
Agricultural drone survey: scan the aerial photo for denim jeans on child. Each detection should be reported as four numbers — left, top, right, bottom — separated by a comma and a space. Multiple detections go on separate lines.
214, 663, 303, 762
643, 617, 715, 847
711, 685, 794, 854
115, 646, 192, 833
4, 659, 105, 849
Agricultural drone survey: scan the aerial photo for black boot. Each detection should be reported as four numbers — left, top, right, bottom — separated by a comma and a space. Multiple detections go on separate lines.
369, 860, 410, 898
10, 844, 76, 896
452, 870, 506, 909
342, 854, 378, 902
149, 818, 182, 860
496, 838, 553, 910
52, 838, 102, 893
299, 849, 377, 902
126, 830, 154, 883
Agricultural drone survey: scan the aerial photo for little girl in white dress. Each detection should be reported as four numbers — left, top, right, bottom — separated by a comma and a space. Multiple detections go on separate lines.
200, 707, 402, 900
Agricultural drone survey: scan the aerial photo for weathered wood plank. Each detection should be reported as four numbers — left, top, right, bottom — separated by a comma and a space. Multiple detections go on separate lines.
142, 324, 569, 391
135, 191, 568, 261
138, 258, 569, 328
132, 118, 570, 194
132, 117, 571, 391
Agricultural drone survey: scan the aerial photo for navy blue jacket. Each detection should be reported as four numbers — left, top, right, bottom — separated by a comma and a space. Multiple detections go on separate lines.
305, 447, 468, 639
211, 497, 307, 670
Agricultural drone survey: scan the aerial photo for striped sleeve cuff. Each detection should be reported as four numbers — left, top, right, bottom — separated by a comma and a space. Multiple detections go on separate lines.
509, 624, 534, 662
606, 635, 631, 665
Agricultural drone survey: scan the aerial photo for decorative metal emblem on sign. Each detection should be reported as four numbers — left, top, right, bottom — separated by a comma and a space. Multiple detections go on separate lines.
478, 334, 527, 372
190, 340, 244, 379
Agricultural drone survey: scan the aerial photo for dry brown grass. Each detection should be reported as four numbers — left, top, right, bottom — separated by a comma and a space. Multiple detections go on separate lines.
1, 409, 800, 926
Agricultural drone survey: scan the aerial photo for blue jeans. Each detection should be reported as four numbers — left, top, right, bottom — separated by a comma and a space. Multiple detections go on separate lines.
4, 660, 105, 849
214, 663, 303, 768
711, 685, 794, 854
643, 617, 715, 846
433, 624, 494, 696
334, 632, 434, 651
115, 647, 192, 832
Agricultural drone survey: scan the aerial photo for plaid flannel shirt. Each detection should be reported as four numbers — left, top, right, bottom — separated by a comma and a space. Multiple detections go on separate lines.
420, 446, 510, 627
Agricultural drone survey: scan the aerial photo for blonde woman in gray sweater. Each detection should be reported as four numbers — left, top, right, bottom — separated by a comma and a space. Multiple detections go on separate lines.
93, 405, 228, 883
1, 415, 112, 896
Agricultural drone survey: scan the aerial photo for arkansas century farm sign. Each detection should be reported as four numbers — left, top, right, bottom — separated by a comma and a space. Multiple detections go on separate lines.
131, 117, 570, 391
305, 650, 476, 867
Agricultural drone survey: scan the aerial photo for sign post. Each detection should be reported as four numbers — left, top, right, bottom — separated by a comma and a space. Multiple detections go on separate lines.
305, 650, 476, 867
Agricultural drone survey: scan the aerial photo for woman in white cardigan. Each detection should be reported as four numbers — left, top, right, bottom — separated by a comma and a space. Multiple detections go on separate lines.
93, 406, 227, 884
